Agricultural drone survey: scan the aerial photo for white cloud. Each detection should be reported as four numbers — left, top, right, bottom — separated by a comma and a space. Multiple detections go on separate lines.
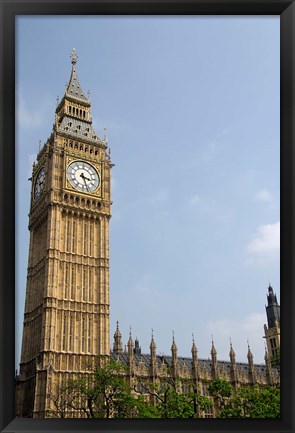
255, 188, 273, 203
189, 195, 201, 206
246, 221, 280, 266
255, 189, 277, 210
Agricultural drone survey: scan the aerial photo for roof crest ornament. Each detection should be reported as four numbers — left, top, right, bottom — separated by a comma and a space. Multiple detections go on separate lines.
71, 48, 77, 65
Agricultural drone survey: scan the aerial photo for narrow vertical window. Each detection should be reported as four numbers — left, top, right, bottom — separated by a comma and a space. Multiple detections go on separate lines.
66, 219, 71, 251
71, 265, 75, 299
62, 313, 67, 351
88, 316, 91, 353
89, 269, 92, 302
81, 317, 85, 352
72, 221, 76, 253
64, 265, 69, 298
69, 315, 73, 351
83, 269, 87, 301
83, 223, 88, 255
89, 224, 93, 256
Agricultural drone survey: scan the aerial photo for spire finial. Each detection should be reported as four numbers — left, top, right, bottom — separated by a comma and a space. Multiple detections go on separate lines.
192, 333, 195, 343
229, 337, 232, 348
71, 48, 77, 65
129, 325, 132, 337
247, 340, 253, 357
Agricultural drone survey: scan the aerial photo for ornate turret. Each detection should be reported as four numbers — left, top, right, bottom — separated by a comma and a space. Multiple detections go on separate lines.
211, 337, 218, 379
191, 334, 199, 392
54, 48, 106, 146
229, 340, 238, 385
150, 330, 157, 360
264, 284, 280, 360
150, 330, 157, 377
134, 338, 141, 355
191, 334, 198, 364
113, 321, 123, 355
247, 342, 255, 385
127, 328, 134, 366
266, 284, 280, 328
171, 332, 178, 377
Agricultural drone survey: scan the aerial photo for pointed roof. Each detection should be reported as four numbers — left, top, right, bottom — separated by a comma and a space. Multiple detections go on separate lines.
65, 48, 89, 103
247, 341, 253, 361
229, 339, 235, 358
150, 329, 156, 350
128, 327, 134, 347
211, 337, 217, 356
191, 334, 198, 354
267, 283, 279, 306
55, 49, 105, 145
114, 321, 122, 338
171, 331, 177, 351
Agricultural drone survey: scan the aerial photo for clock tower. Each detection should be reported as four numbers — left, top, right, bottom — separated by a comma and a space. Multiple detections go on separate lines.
16, 49, 113, 418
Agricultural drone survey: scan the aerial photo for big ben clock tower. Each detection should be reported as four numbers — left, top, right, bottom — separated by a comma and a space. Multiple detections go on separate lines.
16, 49, 113, 418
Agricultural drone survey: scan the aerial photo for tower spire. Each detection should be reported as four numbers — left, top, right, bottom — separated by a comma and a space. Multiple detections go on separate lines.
71, 47, 77, 65
113, 321, 123, 355
65, 48, 87, 101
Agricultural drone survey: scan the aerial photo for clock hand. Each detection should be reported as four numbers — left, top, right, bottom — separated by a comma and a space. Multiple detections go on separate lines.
80, 174, 89, 192
80, 173, 91, 182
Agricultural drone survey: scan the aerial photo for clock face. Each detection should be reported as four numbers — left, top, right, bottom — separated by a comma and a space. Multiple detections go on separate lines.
34, 167, 46, 201
67, 160, 100, 193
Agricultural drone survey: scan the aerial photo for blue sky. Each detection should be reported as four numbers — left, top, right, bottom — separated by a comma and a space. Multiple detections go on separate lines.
16, 16, 280, 367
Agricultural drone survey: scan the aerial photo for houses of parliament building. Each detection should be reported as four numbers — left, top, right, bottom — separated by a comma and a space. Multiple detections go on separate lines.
15, 49, 280, 418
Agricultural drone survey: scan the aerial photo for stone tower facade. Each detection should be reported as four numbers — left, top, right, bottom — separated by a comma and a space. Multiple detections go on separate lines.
16, 49, 113, 418
264, 284, 280, 358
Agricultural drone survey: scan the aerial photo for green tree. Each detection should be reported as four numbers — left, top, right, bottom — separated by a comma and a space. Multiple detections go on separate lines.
135, 376, 212, 418
50, 357, 213, 419
50, 358, 137, 418
208, 378, 232, 414
219, 385, 280, 419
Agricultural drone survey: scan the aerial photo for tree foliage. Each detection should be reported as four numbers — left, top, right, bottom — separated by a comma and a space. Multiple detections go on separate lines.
50, 358, 137, 418
208, 380, 280, 419
50, 359, 279, 419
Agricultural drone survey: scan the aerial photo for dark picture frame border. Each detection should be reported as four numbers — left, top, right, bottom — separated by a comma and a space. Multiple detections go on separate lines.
0, 1, 294, 432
